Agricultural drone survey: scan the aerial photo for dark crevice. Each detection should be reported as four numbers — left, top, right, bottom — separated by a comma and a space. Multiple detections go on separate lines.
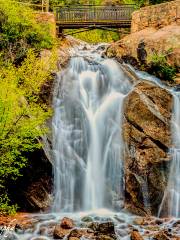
124, 115, 169, 153
149, 137, 169, 153
124, 115, 144, 133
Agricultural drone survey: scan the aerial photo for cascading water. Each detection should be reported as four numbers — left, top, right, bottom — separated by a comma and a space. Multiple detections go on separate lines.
7, 44, 180, 240
158, 92, 180, 218
52, 45, 132, 212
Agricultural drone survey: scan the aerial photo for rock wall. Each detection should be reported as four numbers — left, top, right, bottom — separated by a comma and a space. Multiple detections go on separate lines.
106, 0, 180, 70
123, 80, 173, 216
9, 148, 53, 211
131, 0, 180, 33
106, 24, 180, 68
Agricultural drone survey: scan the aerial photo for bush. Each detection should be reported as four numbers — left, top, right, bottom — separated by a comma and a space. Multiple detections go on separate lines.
0, 195, 17, 216
67, 29, 120, 43
148, 53, 176, 82
0, 50, 57, 214
0, 0, 54, 64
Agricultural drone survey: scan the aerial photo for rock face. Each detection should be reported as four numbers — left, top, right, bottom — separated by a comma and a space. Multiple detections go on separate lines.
131, 0, 180, 33
123, 80, 173, 215
9, 148, 53, 211
106, 25, 180, 68
106, 0, 180, 69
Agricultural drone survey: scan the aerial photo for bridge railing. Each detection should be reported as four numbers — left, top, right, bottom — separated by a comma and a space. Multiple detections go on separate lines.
54, 5, 136, 24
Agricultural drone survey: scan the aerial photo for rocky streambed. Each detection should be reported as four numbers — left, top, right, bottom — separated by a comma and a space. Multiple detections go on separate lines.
1, 22, 180, 239
0, 211, 180, 240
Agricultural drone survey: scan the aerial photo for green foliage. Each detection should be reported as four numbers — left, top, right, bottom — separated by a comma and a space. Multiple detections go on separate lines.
149, 53, 176, 81
0, 50, 56, 214
0, 0, 54, 64
123, 0, 172, 7
0, 195, 17, 215
66, 29, 119, 43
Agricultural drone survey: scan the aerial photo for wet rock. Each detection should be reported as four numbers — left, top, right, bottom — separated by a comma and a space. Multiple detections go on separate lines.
53, 225, 71, 239
54, 217, 75, 239
137, 41, 147, 65
96, 235, 116, 240
155, 219, 164, 225
87, 221, 115, 234
9, 148, 53, 212
133, 217, 145, 226
81, 216, 93, 222
67, 228, 95, 240
85, 221, 116, 239
123, 80, 173, 215
24, 176, 52, 211
121, 55, 139, 69
98, 222, 115, 234
60, 217, 75, 229
131, 229, 144, 240
153, 230, 170, 240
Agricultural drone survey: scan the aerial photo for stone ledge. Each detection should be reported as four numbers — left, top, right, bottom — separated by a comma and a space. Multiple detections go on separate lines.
131, 0, 180, 33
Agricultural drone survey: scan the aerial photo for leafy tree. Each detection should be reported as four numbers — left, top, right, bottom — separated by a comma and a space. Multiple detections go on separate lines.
0, 50, 57, 214
0, 0, 54, 65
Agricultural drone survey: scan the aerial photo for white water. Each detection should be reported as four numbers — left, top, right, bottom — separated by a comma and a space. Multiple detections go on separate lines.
52, 45, 132, 212
5, 44, 180, 240
128, 65, 180, 218
158, 92, 180, 218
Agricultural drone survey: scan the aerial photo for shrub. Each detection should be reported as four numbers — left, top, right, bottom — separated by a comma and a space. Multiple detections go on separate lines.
0, 50, 57, 213
148, 53, 176, 82
0, 195, 17, 215
67, 29, 119, 43
0, 0, 54, 64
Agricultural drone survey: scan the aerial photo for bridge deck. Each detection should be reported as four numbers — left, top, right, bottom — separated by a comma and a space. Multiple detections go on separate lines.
55, 5, 135, 29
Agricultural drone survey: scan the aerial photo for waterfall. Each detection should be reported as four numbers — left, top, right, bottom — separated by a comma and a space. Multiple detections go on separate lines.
168, 93, 180, 217
158, 92, 180, 218
52, 46, 132, 212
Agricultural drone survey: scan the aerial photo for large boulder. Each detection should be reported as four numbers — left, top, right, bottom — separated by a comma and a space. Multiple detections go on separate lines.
123, 81, 173, 215
106, 25, 180, 69
53, 218, 75, 239
130, 230, 144, 240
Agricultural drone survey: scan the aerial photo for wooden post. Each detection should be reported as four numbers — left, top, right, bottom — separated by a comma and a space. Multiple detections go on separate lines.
42, 0, 49, 12
57, 27, 64, 38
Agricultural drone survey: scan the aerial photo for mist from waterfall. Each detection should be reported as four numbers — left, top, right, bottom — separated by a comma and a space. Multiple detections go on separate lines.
52, 46, 132, 212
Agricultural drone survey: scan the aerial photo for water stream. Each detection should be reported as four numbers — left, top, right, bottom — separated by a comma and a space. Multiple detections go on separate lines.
52, 46, 132, 212
158, 92, 180, 218
6, 43, 180, 240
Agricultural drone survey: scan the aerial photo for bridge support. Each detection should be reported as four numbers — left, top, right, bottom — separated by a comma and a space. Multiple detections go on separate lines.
57, 27, 64, 38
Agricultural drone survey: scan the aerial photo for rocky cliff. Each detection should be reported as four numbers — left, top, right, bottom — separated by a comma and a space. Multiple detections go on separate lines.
106, 0, 180, 72
131, 0, 180, 33
123, 80, 173, 215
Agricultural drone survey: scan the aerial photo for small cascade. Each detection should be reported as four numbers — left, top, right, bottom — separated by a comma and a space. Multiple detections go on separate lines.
7, 44, 180, 240
158, 92, 180, 218
52, 46, 132, 212
167, 93, 180, 217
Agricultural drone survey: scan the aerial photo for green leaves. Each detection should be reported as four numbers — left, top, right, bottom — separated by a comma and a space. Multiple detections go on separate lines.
0, 50, 54, 213
148, 52, 176, 82
0, 0, 54, 64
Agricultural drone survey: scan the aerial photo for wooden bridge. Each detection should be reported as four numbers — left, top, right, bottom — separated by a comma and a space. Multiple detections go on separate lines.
54, 5, 136, 34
